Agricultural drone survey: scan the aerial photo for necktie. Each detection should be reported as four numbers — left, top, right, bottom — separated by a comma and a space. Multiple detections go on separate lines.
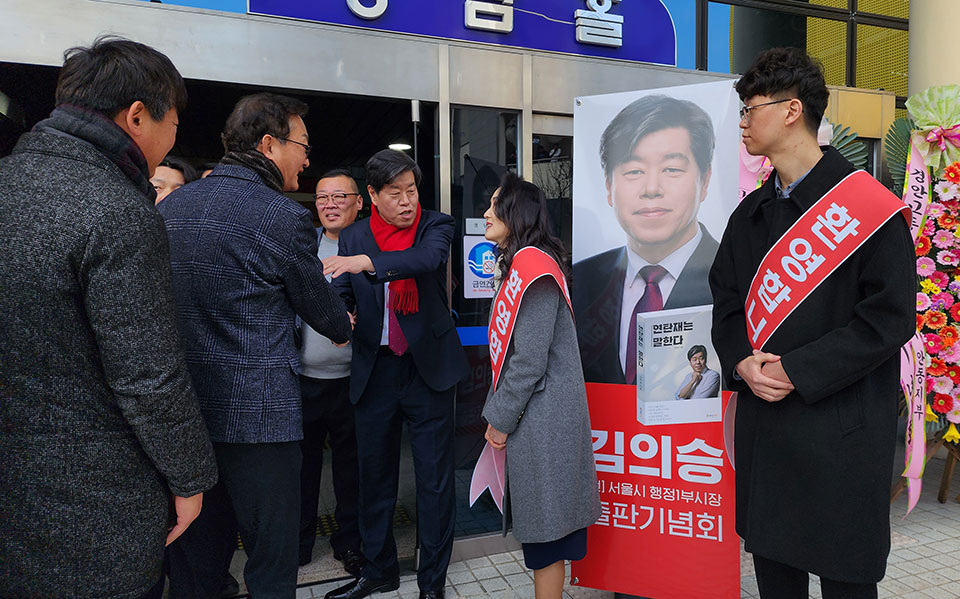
624, 265, 667, 384
388, 307, 409, 356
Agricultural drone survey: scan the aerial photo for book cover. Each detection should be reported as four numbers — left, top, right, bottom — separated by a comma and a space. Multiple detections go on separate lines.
636, 305, 722, 425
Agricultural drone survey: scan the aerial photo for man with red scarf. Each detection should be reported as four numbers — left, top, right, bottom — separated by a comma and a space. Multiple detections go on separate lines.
324, 150, 469, 599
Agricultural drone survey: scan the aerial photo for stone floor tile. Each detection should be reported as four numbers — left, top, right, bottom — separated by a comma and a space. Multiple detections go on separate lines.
489, 552, 516, 564
446, 561, 469, 573
397, 580, 419, 595
504, 571, 534, 588
473, 565, 502, 580
446, 569, 476, 585
496, 561, 525, 576
465, 556, 491, 568
454, 581, 484, 596
480, 576, 510, 592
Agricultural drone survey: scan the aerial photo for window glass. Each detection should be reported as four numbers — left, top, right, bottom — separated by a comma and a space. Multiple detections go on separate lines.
707, 2, 846, 87
856, 25, 908, 97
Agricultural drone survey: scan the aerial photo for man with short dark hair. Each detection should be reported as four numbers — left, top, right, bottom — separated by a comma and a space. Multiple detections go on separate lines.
573, 94, 719, 385
298, 168, 365, 575
323, 150, 468, 599
710, 47, 914, 598
0, 36, 217, 599
675, 344, 720, 399
160, 92, 352, 599
151, 155, 198, 203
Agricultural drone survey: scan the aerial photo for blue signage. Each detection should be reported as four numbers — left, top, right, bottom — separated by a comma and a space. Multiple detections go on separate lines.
468, 241, 498, 279
248, 0, 677, 66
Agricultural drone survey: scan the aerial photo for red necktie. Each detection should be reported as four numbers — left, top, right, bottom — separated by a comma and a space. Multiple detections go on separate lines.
624, 265, 667, 384
388, 306, 409, 356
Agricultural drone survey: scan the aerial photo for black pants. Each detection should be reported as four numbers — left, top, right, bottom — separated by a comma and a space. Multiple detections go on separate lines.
354, 351, 456, 591
168, 442, 302, 599
299, 375, 361, 558
753, 554, 878, 599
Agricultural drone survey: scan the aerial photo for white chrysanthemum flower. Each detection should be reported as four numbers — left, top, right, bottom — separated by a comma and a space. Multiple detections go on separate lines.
935, 181, 959, 201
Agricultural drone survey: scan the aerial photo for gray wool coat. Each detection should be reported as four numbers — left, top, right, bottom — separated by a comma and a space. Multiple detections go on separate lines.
0, 131, 218, 598
482, 277, 601, 544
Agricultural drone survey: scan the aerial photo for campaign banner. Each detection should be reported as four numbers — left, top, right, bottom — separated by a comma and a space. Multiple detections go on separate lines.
571, 384, 739, 598
463, 236, 497, 299
571, 80, 741, 595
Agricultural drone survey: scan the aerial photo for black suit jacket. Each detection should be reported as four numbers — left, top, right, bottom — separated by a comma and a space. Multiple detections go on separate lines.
334, 209, 469, 403
572, 224, 719, 384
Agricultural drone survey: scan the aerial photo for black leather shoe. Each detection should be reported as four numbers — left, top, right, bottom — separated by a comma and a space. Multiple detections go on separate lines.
336, 549, 366, 577
418, 590, 445, 599
324, 576, 400, 599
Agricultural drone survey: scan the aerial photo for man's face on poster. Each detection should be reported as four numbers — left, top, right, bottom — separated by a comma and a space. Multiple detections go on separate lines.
605, 126, 711, 257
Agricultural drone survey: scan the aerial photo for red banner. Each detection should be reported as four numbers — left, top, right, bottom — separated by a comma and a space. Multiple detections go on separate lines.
489, 246, 571, 390
745, 171, 910, 350
571, 384, 739, 599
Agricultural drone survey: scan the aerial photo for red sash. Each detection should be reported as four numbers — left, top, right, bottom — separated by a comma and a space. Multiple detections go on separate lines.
489, 246, 573, 390
746, 171, 910, 350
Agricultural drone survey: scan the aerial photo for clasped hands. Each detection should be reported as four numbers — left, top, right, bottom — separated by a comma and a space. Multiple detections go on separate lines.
736, 349, 794, 402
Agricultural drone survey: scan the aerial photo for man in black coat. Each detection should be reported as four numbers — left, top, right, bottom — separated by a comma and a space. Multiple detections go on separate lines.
709, 47, 915, 599
0, 37, 217, 599
573, 94, 719, 384
323, 150, 469, 599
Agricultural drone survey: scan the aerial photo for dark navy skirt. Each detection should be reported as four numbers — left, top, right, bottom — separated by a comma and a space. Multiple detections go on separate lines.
521, 527, 588, 570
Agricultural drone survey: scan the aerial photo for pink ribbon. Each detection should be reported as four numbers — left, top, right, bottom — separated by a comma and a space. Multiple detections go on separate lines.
925, 124, 960, 152
468, 441, 507, 514
899, 333, 927, 516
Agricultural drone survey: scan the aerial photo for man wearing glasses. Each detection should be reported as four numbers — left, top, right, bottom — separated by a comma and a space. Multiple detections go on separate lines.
160, 93, 352, 599
710, 48, 914, 598
297, 169, 365, 576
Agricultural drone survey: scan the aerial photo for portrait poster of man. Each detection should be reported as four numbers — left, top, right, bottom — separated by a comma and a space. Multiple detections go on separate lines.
572, 80, 740, 404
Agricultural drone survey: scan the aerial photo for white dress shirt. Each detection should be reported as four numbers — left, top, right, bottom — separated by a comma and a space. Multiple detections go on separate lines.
619, 227, 703, 374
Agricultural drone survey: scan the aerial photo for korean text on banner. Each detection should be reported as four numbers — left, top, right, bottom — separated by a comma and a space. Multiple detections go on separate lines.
571, 384, 739, 599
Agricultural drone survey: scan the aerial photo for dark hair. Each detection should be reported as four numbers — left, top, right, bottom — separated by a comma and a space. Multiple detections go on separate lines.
494, 173, 569, 278
600, 94, 715, 182
158, 155, 198, 184
735, 47, 828, 136
366, 149, 422, 192
687, 345, 707, 361
198, 160, 219, 173
319, 168, 360, 192
221, 93, 309, 153
55, 36, 187, 120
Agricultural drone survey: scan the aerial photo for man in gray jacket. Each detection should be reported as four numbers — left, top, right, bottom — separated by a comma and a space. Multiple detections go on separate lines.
298, 169, 365, 575
0, 37, 217, 599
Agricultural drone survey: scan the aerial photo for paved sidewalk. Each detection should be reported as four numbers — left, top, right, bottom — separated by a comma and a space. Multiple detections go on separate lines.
293, 454, 960, 599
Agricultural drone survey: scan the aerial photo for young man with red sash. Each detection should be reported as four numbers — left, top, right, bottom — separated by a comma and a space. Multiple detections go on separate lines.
324, 150, 468, 599
709, 48, 915, 599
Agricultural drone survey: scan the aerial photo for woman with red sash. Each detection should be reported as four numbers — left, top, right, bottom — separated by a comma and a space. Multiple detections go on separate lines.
481, 174, 601, 599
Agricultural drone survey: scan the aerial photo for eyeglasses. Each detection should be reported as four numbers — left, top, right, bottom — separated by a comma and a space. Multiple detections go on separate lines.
315, 192, 361, 207
278, 137, 312, 157
739, 98, 795, 121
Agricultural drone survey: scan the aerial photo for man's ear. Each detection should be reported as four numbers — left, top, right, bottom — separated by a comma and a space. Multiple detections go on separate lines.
113, 100, 148, 140
256, 134, 275, 158
699, 168, 712, 203
367, 184, 379, 208
784, 99, 805, 128
605, 176, 614, 207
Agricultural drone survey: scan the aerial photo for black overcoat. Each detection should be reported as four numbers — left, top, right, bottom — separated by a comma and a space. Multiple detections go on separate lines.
0, 128, 218, 597
709, 147, 915, 583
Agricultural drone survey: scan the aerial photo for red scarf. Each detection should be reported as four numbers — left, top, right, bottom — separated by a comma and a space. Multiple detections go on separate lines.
369, 203, 422, 314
